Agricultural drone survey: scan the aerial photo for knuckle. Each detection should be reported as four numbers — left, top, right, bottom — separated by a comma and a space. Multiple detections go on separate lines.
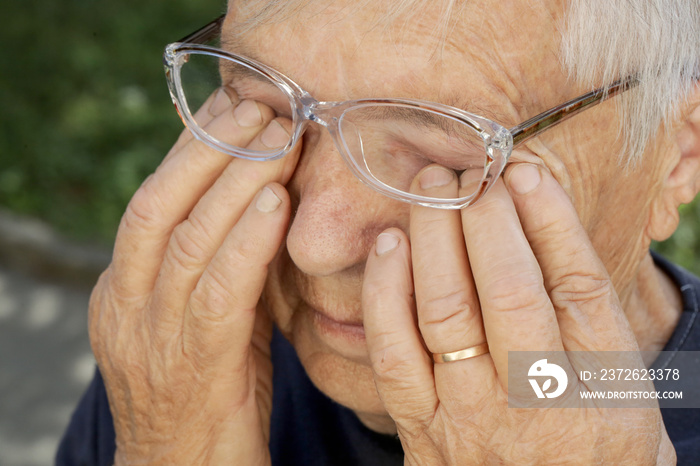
88, 270, 130, 357
189, 266, 256, 323
486, 271, 549, 314
189, 273, 230, 317
419, 288, 475, 328
87, 272, 110, 337
120, 178, 167, 233
548, 271, 613, 305
528, 210, 577, 238
167, 220, 214, 271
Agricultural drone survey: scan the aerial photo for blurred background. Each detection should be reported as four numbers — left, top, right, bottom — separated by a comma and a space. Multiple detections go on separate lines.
1, 1, 699, 464
1, 1, 222, 464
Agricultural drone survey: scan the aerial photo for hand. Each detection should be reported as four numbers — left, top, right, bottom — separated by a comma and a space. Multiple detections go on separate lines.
89, 88, 299, 465
362, 163, 676, 465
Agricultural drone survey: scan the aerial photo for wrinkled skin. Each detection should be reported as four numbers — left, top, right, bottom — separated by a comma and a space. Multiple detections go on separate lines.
88, 0, 700, 464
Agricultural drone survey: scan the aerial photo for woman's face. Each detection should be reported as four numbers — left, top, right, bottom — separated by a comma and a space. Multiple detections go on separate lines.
222, 0, 672, 428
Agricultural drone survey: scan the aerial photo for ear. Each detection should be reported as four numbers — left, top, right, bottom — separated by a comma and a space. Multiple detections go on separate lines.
648, 85, 700, 242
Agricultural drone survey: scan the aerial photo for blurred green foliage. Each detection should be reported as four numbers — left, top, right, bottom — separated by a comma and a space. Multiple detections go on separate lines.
1, 0, 223, 243
2, 0, 699, 276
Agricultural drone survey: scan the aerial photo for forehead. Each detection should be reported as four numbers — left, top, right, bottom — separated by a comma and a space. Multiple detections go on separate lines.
222, 0, 569, 124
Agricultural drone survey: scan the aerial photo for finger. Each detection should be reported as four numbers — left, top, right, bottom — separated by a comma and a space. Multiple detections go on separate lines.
182, 182, 290, 373
152, 117, 300, 329
362, 229, 438, 428
408, 165, 492, 378
111, 96, 275, 299
165, 86, 241, 163
460, 174, 563, 388
503, 163, 636, 351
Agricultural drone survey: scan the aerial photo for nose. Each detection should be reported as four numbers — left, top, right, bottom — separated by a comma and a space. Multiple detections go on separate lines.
285, 133, 408, 276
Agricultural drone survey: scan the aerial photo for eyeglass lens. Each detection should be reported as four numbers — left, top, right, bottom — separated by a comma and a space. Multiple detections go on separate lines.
338, 105, 488, 198
178, 52, 490, 200
179, 51, 295, 155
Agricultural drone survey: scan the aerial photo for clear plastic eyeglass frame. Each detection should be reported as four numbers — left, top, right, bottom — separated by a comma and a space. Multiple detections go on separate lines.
164, 15, 637, 209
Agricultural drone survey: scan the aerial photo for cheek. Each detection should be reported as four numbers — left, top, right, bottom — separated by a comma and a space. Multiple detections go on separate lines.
584, 165, 658, 289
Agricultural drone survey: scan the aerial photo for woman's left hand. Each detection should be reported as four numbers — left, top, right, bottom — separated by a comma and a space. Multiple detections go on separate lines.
362, 163, 676, 465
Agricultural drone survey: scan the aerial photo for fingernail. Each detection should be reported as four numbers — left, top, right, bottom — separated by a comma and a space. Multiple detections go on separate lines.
419, 166, 454, 190
376, 232, 399, 256
256, 186, 282, 212
209, 88, 233, 116
233, 99, 263, 127
508, 164, 541, 195
261, 120, 291, 148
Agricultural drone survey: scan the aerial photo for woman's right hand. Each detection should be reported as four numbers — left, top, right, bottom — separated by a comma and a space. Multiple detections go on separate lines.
88, 88, 300, 465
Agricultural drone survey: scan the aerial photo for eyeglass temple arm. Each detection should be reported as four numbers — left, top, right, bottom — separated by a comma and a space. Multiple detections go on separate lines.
509, 77, 639, 147
176, 14, 226, 44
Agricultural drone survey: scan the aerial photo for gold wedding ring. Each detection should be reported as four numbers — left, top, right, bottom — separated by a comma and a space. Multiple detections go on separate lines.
432, 342, 490, 364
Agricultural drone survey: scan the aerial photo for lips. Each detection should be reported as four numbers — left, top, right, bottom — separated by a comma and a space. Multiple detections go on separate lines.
311, 305, 365, 336
306, 301, 364, 327
294, 289, 367, 340
303, 300, 368, 361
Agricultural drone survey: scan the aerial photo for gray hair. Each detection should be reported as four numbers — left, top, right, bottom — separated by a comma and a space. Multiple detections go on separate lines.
563, 1, 700, 163
232, 0, 700, 162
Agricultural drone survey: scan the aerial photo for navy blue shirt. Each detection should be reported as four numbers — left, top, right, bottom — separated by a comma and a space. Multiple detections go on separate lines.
56, 253, 700, 465
654, 254, 700, 465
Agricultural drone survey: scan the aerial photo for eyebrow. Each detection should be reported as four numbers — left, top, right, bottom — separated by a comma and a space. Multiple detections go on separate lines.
219, 58, 279, 85
221, 32, 266, 65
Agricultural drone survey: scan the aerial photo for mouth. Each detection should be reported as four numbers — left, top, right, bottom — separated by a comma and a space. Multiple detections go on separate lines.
312, 306, 365, 336
297, 301, 368, 362
303, 300, 366, 341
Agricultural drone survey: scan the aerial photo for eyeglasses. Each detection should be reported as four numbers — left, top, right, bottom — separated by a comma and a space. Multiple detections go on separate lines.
164, 16, 637, 209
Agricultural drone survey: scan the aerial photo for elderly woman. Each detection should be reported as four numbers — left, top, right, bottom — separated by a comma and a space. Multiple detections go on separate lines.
58, 0, 700, 464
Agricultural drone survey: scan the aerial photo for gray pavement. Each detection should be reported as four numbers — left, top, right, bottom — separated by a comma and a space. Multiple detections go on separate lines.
0, 210, 109, 466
